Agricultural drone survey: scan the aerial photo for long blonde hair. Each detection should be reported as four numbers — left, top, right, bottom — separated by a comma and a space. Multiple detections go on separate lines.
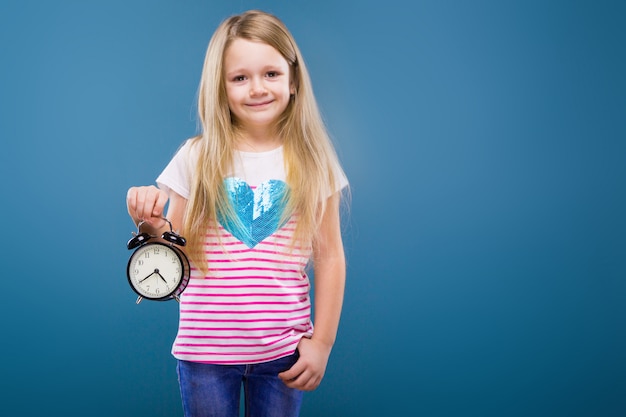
183, 10, 346, 273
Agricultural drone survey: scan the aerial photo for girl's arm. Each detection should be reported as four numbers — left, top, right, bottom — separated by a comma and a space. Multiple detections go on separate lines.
279, 191, 346, 391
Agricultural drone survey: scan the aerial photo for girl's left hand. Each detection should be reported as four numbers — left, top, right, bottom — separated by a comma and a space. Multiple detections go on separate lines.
278, 337, 332, 391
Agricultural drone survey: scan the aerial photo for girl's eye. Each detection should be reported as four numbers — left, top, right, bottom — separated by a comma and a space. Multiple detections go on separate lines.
233, 75, 246, 82
266, 71, 278, 78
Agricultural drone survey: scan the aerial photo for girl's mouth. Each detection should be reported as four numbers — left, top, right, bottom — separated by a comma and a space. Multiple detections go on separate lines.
247, 100, 273, 107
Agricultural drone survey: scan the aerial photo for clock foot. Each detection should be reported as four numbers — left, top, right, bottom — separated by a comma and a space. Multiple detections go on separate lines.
136, 295, 143, 304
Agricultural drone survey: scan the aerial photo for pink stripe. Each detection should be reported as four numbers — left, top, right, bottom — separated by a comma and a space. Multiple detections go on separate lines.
188, 275, 306, 282
204, 234, 305, 246
205, 237, 265, 243
180, 314, 310, 323
185, 284, 308, 290
188, 274, 306, 280
195, 266, 304, 279
176, 332, 290, 340
175, 334, 290, 348
188, 275, 304, 281
173, 350, 297, 365
269, 234, 297, 241
182, 292, 308, 298
174, 340, 294, 357
182, 300, 306, 305
257, 240, 307, 249
204, 246, 308, 256
178, 325, 302, 332
207, 266, 301, 273
204, 233, 297, 242
204, 241, 242, 247
194, 270, 299, 278
209, 258, 306, 266
176, 342, 283, 348
180, 306, 309, 315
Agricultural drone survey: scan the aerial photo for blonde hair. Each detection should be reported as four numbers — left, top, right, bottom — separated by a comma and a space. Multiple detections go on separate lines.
183, 10, 346, 273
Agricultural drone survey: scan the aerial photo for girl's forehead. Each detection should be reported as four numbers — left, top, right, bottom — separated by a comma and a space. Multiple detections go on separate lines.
224, 38, 289, 69
226, 38, 281, 57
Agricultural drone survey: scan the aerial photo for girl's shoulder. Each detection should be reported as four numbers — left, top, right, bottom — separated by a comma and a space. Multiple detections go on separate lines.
156, 137, 201, 198
168, 136, 201, 167
178, 136, 201, 155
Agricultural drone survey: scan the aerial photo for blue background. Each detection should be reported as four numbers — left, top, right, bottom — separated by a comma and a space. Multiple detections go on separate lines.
1, 0, 625, 416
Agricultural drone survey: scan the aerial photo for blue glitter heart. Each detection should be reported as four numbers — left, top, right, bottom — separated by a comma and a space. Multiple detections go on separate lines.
218, 178, 289, 248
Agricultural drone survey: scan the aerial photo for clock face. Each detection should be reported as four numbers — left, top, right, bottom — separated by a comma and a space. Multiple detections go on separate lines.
127, 243, 184, 299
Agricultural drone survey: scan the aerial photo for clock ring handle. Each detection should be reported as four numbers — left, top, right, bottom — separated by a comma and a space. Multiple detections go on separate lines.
128, 218, 187, 249
126, 220, 156, 249
160, 217, 187, 247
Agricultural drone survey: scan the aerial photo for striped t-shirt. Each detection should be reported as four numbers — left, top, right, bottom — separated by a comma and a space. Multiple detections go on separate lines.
156, 140, 347, 364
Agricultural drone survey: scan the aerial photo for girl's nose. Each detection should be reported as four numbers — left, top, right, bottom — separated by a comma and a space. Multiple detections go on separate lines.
249, 79, 267, 97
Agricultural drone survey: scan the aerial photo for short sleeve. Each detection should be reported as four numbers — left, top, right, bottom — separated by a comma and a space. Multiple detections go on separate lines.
331, 159, 349, 195
335, 168, 349, 193
156, 140, 197, 199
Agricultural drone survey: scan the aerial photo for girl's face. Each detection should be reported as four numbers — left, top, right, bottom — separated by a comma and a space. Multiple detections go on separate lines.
223, 38, 294, 137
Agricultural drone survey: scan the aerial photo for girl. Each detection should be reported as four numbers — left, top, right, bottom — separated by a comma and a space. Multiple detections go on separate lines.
126, 10, 348, 417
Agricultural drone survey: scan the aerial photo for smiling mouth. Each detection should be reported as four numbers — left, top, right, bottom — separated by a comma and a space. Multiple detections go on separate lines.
246, 100, 274, 107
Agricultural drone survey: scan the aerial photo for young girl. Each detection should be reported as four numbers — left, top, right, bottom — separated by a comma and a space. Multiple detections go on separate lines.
126, 10, 348, 417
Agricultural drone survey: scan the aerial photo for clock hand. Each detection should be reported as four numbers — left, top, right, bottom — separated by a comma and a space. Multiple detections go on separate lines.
139, 269, 158, 283
155, 270, 168, 284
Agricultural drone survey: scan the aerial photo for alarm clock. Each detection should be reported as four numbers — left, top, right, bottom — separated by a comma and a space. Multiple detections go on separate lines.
126, 218, 190, 304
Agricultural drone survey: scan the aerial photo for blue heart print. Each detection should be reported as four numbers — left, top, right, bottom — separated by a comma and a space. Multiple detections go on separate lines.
218, 178, 289, 248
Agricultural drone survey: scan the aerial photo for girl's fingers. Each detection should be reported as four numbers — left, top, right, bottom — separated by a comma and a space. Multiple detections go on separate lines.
127, 186, 168, 223
154, 188, 169, 217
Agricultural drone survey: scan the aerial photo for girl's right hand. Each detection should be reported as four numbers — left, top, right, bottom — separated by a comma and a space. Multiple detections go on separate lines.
126, 185, 169, 230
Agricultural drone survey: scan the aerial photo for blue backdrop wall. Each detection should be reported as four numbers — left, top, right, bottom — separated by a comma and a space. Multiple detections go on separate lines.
1, 1, 624, 416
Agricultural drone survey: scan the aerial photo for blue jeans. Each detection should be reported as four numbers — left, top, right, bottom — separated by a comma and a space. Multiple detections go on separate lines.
177, 352, 303, 417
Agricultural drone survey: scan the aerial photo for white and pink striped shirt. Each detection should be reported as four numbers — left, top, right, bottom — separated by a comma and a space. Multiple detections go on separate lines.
156, 140, 347, 364
172, 219, 313, 364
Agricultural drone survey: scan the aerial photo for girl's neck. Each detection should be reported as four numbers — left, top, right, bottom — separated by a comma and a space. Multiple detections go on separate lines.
235, 128, 283, 153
